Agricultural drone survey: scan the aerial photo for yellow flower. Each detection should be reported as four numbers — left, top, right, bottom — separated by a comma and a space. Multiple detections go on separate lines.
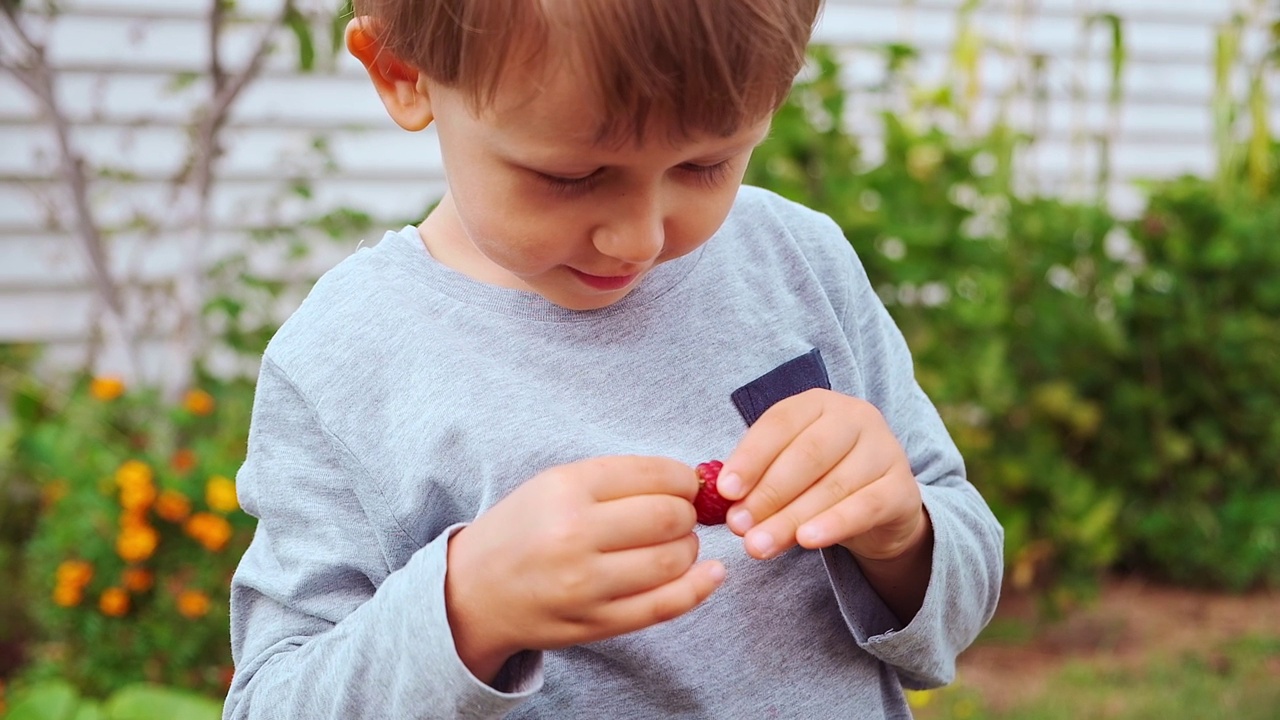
115, 460, 153, 490
155, 490, 192, 523
52, 583, 83, 608
905, 690, 933, 709
183, 389, 215, 416
176, 589, 210, 619
122, 567, 154, 593
89, 376, 125, 401
185, 512, 233, 552
55, 560, 94, 589
119, 481, 157, 513
205, 475, 239, 513
99, 587, 130, 617
116, 524, 160, 563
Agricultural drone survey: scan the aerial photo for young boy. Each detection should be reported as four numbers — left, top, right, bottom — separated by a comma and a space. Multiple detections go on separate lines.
223, 1, 1003, 718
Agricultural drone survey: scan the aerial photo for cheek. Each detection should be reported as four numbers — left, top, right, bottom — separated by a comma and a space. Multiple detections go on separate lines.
452, 186, 574, 273
666, 186, 740, 252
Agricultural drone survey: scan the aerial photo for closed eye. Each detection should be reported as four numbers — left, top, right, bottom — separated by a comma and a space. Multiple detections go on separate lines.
536, 169, 606, 195
534, 159, 735, 197
676, 160, 733, 188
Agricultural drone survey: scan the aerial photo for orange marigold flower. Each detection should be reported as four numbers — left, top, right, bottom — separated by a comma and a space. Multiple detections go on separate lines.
115, 460, 153, 490
155, 490, 192, 523
183, 389, 215, 416
176, 589, 210, 619
99, 587, 130, 617
119, 508, 149, 530
52, 583, 83, 608
170, 448, 198, 474
119, 481, 157, 513
55, 559, 94, 589
122, 567, 154, 593
89, 375, 125, 401
117, 524, 160, 563
205, 475, 239, 513
185, 512, 233, 552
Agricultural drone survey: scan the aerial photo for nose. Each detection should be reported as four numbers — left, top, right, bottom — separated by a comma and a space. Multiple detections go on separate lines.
591, 192, 665, 265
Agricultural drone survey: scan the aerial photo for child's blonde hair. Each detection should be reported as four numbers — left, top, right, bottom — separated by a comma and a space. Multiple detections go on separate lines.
353, 0, 823, 143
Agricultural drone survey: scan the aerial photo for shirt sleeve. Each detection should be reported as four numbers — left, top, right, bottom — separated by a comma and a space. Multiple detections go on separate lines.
223, 356, 543, 720
819, 235, 1005, 689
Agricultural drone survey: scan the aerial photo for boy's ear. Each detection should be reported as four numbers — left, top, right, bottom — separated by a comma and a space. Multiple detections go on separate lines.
345, 18, 434, 131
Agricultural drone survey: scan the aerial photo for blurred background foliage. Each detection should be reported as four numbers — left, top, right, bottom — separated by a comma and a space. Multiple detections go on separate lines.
1, 0, 1278, 715
747, 41, 1280, 602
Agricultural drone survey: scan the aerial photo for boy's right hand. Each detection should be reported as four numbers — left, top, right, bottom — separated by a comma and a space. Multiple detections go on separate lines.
443, 456, 726, 684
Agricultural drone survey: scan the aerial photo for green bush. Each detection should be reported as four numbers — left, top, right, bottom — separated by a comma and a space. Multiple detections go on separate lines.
747, 46, 1280, 597
1103, 174, 1280, 589
3, 368, 256, 698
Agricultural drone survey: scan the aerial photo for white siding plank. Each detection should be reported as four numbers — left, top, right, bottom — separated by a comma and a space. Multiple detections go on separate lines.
0, 177, 445, 233
0, 229, 365, 290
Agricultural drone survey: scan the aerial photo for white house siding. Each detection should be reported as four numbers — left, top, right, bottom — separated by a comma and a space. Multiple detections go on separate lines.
0, 0, 1273, 374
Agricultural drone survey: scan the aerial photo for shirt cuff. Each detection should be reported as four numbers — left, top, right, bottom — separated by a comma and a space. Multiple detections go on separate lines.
819, 488, 958, 688
415, 523, 546, 708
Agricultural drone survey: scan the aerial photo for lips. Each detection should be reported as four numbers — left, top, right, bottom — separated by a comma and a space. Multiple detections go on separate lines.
570, 269, 640, 291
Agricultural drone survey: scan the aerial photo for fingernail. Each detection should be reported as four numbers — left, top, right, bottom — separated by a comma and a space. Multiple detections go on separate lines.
728, 507, 754, 532
717, 471, 743, 498
797, 524, 823, 547
708, 562, 727, 584
748, 531, 775, 558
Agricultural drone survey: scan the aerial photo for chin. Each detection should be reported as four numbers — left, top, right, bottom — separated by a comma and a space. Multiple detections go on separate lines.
544, 289, 630, 312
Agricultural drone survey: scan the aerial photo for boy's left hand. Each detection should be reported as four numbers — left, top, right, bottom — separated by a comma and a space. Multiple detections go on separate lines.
715, 388, 928, 562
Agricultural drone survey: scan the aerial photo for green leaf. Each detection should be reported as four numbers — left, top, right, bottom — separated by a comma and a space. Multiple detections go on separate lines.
4, 680, 81, 720
285, 6, 316, 73
71, 702, 106, 720
331, 0, 354, 58
102, 684, 222, 720
1088, 13, 1126, 108
1247, 70, 1273, 197
164, 71, 200, 94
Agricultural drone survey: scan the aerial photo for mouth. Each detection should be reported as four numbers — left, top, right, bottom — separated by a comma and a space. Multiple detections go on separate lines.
569, 268, 641, 291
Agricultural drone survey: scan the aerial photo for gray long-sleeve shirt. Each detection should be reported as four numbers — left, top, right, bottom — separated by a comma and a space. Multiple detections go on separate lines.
223, 186, 1003, 719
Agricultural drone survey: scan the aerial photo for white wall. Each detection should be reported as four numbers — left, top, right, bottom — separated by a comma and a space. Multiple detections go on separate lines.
0, 0, 1272, 371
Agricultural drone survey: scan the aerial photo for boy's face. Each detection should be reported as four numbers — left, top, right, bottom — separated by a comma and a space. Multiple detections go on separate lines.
418, 57, 771, 311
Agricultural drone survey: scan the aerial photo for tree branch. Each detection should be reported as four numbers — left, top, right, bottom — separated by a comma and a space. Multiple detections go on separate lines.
1, 4, 143, 381
168, 0, 296, 393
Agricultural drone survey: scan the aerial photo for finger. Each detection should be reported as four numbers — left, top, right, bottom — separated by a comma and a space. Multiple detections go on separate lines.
594, 534, 700, 599
591, 494, 697, 552
795, 468, 922, 556
586, 456, 699, 503
591, 559, 726, 636
715, 391, 826, 502
728, 407, 862, 535
740, 447, 876, 559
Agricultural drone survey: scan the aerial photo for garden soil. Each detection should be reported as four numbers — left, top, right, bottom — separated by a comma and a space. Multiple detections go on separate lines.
958, 576, 1280, 712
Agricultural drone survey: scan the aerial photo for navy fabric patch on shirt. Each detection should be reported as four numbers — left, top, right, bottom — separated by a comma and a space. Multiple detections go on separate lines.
731, 348, 832, 427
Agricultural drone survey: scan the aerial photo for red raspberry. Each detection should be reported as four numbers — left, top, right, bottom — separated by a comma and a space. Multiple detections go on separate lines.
693, 460, 732, 525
